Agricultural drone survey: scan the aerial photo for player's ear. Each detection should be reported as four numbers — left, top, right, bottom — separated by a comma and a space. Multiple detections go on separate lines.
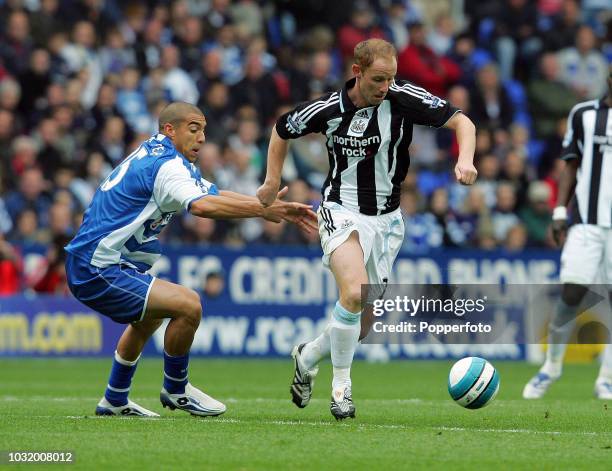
163, 122, 175, 138
352, 63, 361, 78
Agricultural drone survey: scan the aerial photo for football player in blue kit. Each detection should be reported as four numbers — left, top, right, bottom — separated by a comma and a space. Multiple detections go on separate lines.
65, 102, 317, 417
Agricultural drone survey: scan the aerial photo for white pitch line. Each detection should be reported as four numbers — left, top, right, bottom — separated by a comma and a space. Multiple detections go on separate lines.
0, 397, 606, 437
434, 426, 598, 436
0, 396, 429, 404
2, 415, 604, 436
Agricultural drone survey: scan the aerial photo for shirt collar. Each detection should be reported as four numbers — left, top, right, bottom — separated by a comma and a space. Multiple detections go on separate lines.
340, 77, 359, 113
153, 133, 175, 149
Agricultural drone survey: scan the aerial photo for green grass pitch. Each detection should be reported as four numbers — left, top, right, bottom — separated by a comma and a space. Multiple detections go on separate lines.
1, 358, 611, 470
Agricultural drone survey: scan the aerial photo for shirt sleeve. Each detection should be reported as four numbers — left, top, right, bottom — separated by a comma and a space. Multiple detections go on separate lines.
153, 157, 218, 213
275, 92, 339, 139
391, 80, 460, 128
560, 103, 583, 161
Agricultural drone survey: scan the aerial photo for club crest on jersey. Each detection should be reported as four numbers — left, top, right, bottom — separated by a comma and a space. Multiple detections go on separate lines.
421, 93, 444, 109
348, 107, 374, 137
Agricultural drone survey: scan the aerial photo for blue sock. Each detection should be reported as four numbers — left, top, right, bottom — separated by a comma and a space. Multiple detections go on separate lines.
163, 351, 189, 394
105, 351, 139, 406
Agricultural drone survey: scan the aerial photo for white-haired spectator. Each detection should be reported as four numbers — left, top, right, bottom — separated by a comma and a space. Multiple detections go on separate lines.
11, 136, 40, 175
0, 78, 22, 112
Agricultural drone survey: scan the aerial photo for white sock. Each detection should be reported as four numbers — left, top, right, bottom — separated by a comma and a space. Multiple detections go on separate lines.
301, 325, 331, 370
541, 298, 578, 377
115, 350, 140, 366
330, 302, 361, 391
597, 343, 612, 382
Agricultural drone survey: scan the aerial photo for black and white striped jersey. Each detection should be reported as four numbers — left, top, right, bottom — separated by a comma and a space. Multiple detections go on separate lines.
276, 77, 460, 215
562, 98, 612, 228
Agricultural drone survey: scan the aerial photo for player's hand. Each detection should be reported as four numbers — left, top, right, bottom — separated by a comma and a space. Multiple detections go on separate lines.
256, 180, 280, 207
454, 162, 478, 185
551, 219, 568, 247
262, 199, 314, 224
283, 208, 319, 235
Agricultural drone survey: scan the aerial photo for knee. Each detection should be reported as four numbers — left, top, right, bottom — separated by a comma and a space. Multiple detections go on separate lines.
340, 286, 363, 313
561, 283, 588, 306
179, 289, 202, 329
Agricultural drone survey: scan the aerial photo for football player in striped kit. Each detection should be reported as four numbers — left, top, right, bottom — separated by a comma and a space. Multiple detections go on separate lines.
524, 69, 612, 400
258, 39, 477, 419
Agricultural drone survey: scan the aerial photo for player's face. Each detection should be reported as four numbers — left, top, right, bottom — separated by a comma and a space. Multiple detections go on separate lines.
173, 113, 207, 161
356, 56, 397, 106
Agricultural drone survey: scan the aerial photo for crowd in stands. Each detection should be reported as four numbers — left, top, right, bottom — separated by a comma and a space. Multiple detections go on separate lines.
0, 0, 610, 294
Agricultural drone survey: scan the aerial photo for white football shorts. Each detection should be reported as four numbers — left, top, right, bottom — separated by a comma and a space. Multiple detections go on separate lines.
317, 201, 404, 285
560, 224, 612, 284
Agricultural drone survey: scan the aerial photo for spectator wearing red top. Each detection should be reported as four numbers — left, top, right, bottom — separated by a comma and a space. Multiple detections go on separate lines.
397, 22, 461, 98
0, 234, 21, 295
28, 234, 71, 295
337, 2, 386, 62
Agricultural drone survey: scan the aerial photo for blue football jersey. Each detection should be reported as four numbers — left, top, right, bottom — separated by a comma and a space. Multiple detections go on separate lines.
66, 133, 218, 271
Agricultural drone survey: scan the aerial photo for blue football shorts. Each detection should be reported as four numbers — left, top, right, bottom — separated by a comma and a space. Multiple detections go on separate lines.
65, 253, 156, 324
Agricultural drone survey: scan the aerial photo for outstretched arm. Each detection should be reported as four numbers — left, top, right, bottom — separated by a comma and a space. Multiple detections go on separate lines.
191, 189, 318, 233
257, 126, 289, 206
189, 194, 265, 219
444, 112, 477, 185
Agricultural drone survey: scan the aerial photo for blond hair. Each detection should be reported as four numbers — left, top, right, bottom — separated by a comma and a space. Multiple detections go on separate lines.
354, 39, 397, 70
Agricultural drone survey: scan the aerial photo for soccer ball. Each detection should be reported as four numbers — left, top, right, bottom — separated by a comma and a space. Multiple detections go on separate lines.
448, 357, 500, 409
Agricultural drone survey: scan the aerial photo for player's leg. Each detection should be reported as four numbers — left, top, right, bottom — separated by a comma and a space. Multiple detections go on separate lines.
595, 342, 612, 399
361, 213, 403, 340
117, 318, 164, 361
357, 212, 403, 365
290, 204, 359, 409
523, 224, 604, 399
97, 318, 164, 416
523, 283, 591, 399
63, 258, 164, 417
327, 231, 368, 419
594, 231, 612, 399
290, 324, 329, 408
143, 278, 226, 416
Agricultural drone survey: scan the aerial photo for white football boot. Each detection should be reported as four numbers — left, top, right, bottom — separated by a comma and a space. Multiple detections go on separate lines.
594, 378, 612, 400
95, 397, 159, 417
290, 343, 319, 408
160, 383, 226, 417
522, 372, 559, 399
330, 386, 355, 420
